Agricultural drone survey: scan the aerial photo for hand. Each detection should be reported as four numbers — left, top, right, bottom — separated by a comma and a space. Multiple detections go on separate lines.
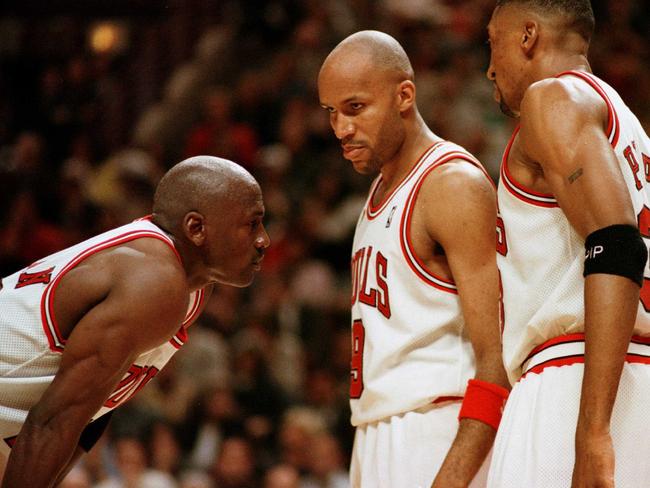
572, 430, 615, 488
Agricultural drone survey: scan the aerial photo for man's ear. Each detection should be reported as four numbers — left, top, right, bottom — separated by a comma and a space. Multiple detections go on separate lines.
397, 80, 416, 113
521, 20, 539, 57
183, 211, 206, 246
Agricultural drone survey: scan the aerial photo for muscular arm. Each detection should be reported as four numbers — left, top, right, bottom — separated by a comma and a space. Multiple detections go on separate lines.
417, 162, 510, 488
519, 78, 640, 488
1, 244, 188, 487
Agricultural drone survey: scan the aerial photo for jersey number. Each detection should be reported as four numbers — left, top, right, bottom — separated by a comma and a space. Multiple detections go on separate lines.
104, 365, 159, 408
350, 320, 365, 399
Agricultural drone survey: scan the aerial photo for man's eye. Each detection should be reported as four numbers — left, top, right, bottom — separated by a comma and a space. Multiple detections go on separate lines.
351, 103, 363, 110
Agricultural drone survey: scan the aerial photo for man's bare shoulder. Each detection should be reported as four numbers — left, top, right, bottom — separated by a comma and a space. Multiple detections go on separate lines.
420, 158, 495, 203
416, 158, 496, 238
100, 237, 188, 304
54, 236, 189, 342
521, 75, 607, 125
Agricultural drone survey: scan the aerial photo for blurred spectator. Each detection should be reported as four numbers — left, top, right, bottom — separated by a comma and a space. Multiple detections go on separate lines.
179, 470, 214, 488
278, 407, 327, 473
264, 464, 301, 488
148, 421, 183, 478
184, 85, 259, 167
210, 436, 257, 488
59, 465, 93, 488
95, 436, 177, 488
301, 432, 349, 488
182, 385, 244, 472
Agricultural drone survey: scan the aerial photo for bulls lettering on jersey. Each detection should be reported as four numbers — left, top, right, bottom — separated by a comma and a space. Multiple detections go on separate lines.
351, 246, 391, 319
497, 71, 650, 382
349, 141, 492, 426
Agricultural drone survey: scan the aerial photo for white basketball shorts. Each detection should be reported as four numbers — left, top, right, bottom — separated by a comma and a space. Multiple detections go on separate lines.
351, 401, 490, 488
488, 336, 650, 487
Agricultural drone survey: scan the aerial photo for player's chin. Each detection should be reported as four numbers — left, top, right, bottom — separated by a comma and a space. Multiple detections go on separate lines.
236, 266, 262, 287
351, 159, 375, 175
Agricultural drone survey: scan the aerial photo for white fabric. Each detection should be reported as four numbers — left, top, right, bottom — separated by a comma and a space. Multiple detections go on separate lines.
350, 141, 490, 426
351, 401, 490, 488
0, 218, 203, 456
497, 71, 650, 383
488, 362, 650, 487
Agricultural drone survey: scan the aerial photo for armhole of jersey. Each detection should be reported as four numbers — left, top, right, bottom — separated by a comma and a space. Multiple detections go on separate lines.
499, 126, 560, 208
399, 151, 489, 294
40, 231, 182, 353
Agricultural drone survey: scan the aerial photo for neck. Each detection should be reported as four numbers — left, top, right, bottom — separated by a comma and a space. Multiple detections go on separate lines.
379, 114, 442, 189
152, 222, 206, 291
530, 35, 592, 83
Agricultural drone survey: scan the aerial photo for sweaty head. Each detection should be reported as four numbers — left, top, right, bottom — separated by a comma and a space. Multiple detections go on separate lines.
153, 156, 258, 230
153, 156, 269, 287
487, 0, 594, 116
318, 31, 416, 174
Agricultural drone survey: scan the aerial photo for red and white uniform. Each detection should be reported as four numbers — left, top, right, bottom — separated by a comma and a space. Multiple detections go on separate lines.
0, 218, 205, 456
489, 71, 650, 487
350, 141, 491, 488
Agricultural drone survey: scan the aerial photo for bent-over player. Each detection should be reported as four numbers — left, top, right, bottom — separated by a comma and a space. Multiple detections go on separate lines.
0, 156, 270, 487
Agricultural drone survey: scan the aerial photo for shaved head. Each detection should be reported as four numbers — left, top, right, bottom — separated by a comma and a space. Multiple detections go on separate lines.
153, 155, 258, 233
320, 30, 414, 83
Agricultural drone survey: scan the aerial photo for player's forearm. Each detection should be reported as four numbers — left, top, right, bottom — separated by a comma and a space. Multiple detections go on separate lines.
2, 421, 80, 487
431, 419, 495, 488
473, 353, 511, 391
577, 274, 639, 434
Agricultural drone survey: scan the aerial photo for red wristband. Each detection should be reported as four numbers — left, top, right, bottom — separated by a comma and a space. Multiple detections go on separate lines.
458, 379, 509, 430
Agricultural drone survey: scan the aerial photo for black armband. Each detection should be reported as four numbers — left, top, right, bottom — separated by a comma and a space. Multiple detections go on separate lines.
583, 224, 647, 287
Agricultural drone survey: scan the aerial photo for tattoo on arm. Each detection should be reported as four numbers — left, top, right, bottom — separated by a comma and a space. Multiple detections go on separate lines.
568, 168, 584, 184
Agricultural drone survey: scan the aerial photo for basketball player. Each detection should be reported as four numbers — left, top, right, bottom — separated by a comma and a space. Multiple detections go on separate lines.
318, 31, 510, 488
485, 1, 650, 486
0, 156, 270, 487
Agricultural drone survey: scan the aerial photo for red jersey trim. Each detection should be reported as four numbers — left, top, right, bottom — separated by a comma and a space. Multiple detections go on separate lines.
365, 142, 444, 220
521, 333, 650, 379
169, 288, 206, 349
400, 150, 490, 294
556, 71, 620, 149
432, 395, 463, 404
41, 229, 181, 353
500, 126, 560, 208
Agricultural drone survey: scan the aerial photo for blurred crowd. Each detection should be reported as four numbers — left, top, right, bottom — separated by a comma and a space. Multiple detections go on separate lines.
0, 1, 648, 487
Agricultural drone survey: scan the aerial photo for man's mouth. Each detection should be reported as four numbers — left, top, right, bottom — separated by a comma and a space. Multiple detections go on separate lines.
342, 144, 365, 159
252, 255, 265, 269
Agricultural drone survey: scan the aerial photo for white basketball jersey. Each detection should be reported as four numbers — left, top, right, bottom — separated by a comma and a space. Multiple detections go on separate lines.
497, 71, 650, 382
350, 141, 491, 426
0, 218, 205, 455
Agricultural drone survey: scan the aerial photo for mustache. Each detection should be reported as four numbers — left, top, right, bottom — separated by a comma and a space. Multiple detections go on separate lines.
341, 137, 365, 146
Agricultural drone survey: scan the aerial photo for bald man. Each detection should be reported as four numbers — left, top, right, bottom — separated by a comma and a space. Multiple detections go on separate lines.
485, 1, 650, 487
0, 156, 270, 487
318, 31, 510, 488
